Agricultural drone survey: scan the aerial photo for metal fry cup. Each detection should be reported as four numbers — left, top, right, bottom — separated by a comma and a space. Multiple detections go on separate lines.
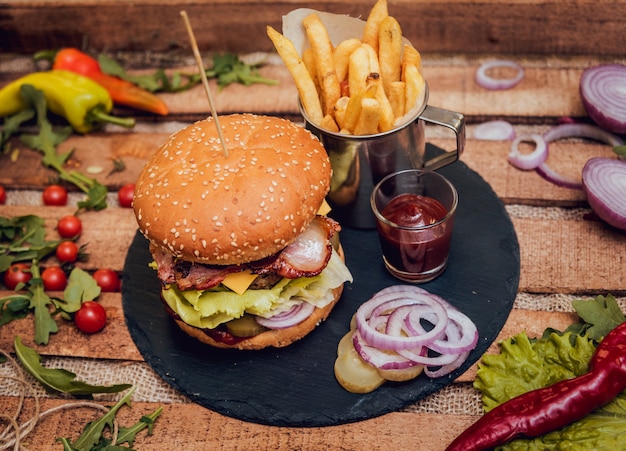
301, 84, 465, 229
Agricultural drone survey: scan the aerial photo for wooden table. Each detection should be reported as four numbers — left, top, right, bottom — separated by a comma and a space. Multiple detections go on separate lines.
1, 1, 626, 449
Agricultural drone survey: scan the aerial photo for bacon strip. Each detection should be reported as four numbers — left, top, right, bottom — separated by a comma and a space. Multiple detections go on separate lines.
150, 216, 340, 291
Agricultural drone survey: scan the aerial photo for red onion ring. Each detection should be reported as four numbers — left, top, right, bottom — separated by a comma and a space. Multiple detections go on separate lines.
353, 285, 478, 378
353, 331, 418, 370
474, 121, 516, 141
536, 123, 623, 190
475, 60, 524, 90
255, 301, 315, 329
508, 134, 548, 170
356, 290, 449, 351
580, 64, 626, 133
582, 157, 626, 231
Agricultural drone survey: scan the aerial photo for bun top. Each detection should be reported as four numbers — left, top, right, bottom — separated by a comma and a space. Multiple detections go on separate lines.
133, 114, 331, 265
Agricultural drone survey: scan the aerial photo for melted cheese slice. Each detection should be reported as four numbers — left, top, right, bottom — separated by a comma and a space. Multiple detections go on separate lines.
221, 270, 259, 295
318, 199, 331, 216
221, 200, 331, 295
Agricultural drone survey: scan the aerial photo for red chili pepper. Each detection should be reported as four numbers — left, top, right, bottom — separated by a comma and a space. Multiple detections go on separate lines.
52, 48, 168, 116
446, 320, 626, 451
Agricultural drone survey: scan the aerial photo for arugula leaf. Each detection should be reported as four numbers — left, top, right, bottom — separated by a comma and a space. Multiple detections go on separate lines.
613, 144, 626, 158
115, 407, 163, 446
28, 277, 59, 345
69, 388, 135, 451
61, 267, 102, 313
569, 294, 625, 341
98, 52, 277, 93
14, 336, 132, 396
17, 84, 109, 212
1, 108, 35, 151
0, 295, 31, 326
0, 215, 57, 271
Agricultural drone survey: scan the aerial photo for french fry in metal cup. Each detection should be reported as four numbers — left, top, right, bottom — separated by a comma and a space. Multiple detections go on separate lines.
280, 9, 465, 229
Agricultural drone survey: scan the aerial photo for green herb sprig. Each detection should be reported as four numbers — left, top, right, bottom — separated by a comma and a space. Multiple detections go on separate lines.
16, 84, 109, 212
98, 52, 279, 92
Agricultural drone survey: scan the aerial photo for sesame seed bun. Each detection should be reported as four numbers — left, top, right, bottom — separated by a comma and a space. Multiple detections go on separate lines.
133, 114, 332, 266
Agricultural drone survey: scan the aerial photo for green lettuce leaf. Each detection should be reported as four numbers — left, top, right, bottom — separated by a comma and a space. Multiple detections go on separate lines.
475, 331, 596, 412
163, 249, 353, 329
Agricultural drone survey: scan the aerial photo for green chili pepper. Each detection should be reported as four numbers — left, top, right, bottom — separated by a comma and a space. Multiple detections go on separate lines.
0, 69, 134, 133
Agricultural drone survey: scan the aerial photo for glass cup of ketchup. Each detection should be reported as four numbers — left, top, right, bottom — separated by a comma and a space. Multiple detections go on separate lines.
370, 169, 458, 283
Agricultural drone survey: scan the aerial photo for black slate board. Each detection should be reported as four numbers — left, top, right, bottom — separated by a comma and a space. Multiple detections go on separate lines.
122, 146, 520, 427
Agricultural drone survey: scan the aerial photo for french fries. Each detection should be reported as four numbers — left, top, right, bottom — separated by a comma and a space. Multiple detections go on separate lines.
302, 13, 342, 117
268, 1, 426, 136
266, 25, 323, 124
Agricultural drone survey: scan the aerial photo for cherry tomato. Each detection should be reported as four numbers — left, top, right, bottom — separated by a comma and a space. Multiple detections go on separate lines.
3, 263, 32, 290
57, 215, 82, 239
43, 184, 68, 206
0, 186, 6, 204
56, 241, 79, 263
93, 269, 120, 292
41, 266, 68, 291
74, 301, 107, 333
117, 183, 135, 208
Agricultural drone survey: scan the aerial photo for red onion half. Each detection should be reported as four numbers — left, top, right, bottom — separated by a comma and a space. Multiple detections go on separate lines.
582, 157, 626, 231
475, 60, 524, 90
580, 64, 626, 134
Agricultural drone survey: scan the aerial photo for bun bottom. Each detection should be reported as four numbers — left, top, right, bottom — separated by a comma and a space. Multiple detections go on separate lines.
174, 284, 344, 350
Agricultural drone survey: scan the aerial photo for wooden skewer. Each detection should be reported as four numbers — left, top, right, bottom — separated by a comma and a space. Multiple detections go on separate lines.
180, 10, 229, 157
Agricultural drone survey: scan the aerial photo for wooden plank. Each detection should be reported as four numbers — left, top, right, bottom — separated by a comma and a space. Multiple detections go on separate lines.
0, 396, 479, 451
1, 0, 625, 56
515, 216, 626, 294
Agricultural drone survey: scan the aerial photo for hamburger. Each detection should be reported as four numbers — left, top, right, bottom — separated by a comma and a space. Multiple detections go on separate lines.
132, 114, 353, 350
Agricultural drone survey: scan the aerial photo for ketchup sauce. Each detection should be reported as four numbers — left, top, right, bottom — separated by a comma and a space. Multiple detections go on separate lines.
377, 193, 453, 277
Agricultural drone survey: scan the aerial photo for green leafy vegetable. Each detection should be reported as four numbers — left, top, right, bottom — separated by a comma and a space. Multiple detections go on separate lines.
613, 144, 626, 158
98, 52, 278, 92
1, 108, 34, 151
0, 214, 57, 272
62, 267, 102, 314
115, 407, 163, 447
28, 265, 59, 344
569, 294, 625, 340
475, 331, 596, 412
66, 388, 135, 451
473, 294, 626, 450
14, 336, 131, 396
17, 84, 109, 212
2, 259, 104, 344
56, 389, 162, 450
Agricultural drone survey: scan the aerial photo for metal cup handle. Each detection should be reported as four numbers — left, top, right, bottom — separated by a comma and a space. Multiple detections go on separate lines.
419, 105, 466, 171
